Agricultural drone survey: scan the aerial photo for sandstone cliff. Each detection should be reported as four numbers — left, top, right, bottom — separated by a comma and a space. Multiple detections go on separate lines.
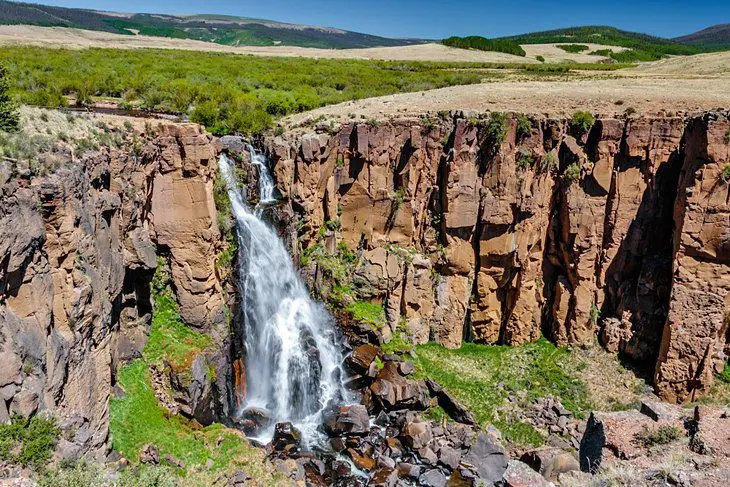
265, 112, 730, 403
0, 124, 228, 457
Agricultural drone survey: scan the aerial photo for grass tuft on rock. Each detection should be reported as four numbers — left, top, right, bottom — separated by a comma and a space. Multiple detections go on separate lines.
0, 415, 59, 470
411, 338, 592, 447
346, 301, 386, 329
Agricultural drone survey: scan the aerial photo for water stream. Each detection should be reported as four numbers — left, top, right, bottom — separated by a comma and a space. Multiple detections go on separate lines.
218, 150, 349, 447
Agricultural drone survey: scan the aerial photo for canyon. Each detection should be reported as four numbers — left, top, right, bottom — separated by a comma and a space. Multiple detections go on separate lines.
1, 109, 729, 484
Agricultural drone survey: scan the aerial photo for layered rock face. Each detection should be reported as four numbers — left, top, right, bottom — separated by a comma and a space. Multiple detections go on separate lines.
0, 124, 227, 457
266, 112, 730, 403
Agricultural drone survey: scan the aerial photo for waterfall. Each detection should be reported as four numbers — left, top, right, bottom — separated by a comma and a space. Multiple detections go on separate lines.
218, 150, 349, 446
248, 144, 276, 204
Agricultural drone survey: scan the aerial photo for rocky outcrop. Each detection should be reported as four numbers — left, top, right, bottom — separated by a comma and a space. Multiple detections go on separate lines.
265, 111, 730, 402
0, 124, 227, 457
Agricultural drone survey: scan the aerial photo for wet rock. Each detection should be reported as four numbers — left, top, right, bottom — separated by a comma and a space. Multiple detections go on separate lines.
346, 344, 381, 376
503, 460, 554, 487
347, 448, 376, 470
521, 447, 580, 481
272, 422, 302, 452
237, 407, 273, 436
323, 404, 370, 436
370, 467, 398, 486
139, 444, 159, 465
397, 462, 421, 479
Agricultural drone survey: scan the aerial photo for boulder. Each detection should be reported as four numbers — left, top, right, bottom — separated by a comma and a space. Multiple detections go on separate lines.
419, 468, 448, 487
370, 362, 429, 411
503, 460, 555, 487
426, 379, 476, 425
579, 411, 654, 472
370, 467, 398, 487
401, 421, 432, 449
520, 447, 580, 481
462, 431, 509, 484
272, 422, 302, 452
346, 344, 381, 376
323, 404, 370, 436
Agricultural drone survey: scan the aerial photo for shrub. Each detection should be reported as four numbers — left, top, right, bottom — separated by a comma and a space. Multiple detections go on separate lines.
624, 107, 637, 116
571, 111, 596, 133
564, 162, 581, 182
0, 63, 19, 132
721, 163, 730, 183
634, 425, 682, 447
517, 148, 533, 169
724, 127, 730, 145
536, 55, 545, 63
540, 152, 557, 173
486, 112, 508, 151
557, 44, 590, 53
0, 415, 60, 470
516, 114, 532, 140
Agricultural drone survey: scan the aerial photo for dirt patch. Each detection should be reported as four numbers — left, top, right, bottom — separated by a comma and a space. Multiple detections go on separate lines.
522, 43, 626, 63
285, 77, 730, 125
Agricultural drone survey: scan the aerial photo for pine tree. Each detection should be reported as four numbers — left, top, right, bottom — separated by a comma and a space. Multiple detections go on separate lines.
0, 64, 19, 132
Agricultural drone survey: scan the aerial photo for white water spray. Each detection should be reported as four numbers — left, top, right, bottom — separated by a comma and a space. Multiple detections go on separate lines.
218, 150, 349, 446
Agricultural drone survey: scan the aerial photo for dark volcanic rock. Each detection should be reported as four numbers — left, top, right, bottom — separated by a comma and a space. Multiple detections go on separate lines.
426, 379, 476, 425
272, 422, 302, 452
462, 431, 509, 484
323, 404, 370, 436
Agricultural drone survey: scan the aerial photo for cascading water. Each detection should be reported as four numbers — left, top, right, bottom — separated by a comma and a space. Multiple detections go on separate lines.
218, 149, 349, 447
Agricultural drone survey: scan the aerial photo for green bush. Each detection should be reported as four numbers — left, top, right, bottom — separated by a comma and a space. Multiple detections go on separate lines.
721, 163, 730, 183
564, 162, 581, 182
486, 112, 508, 151
571, 111, 596, 132
634, 425, 682, 447
535, 55, 545, 63
0, 63, 19, 132
443, 36, 526, 57
517, 148, 533, 170
724, 128, 730, 145
557, 44, 590, 53
516, 114, 532, 140
540, 152, 557, 173
0, 415, 60, 470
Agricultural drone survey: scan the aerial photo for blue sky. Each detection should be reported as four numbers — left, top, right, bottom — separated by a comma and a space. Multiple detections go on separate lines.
38, 0, 730, 39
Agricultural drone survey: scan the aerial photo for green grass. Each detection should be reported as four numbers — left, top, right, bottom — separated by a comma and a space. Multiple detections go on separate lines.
144, 292, 213, 370
634, 425, 683, 447
346, 301, 386, 329
411, 338, 591, 447
0, 415, 59, 470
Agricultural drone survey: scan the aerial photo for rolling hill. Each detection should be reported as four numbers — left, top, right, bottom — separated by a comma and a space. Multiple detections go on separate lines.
0, 0, 426, 49
500, 26, 706, 61
675, 24, 730, 50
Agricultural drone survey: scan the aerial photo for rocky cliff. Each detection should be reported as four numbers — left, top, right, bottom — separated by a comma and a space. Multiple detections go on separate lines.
0, 124, 229, 458
265, 112, 730, 403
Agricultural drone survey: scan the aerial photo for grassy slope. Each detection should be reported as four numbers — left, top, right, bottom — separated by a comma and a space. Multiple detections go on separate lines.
412, 338, 591, 446
0, 1, 423, 49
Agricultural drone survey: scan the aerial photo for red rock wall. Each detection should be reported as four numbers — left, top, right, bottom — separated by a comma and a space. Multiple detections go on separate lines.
266, 112, 730, 402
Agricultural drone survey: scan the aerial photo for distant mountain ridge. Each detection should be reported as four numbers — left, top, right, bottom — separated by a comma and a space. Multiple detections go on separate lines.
0, 0, 426, 49
675, 24, 730, 49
